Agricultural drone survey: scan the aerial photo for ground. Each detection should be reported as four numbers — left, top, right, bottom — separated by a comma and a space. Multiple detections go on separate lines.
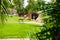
0, 16, 41, 40
0, 23, 40, 38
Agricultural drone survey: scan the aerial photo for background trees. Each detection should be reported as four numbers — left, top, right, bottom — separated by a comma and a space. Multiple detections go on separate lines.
13, 0, 24, 15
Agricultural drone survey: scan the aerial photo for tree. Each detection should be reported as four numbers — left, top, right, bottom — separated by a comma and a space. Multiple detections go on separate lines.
0, 0, 13, 23
13, 0, 24, 15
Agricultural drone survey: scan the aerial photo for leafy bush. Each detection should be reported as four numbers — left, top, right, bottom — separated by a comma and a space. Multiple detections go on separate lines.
36, 1, 60, 40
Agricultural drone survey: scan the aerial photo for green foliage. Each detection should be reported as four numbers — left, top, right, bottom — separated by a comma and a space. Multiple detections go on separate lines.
0, 0, 60, 40
26, 0, 45, 12
0, 0, 13, 23
13, 0, 24, 14
36, 0, 60, 40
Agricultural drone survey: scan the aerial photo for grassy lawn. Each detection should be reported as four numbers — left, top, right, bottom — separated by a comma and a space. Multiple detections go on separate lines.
0, 23, 40, 38
0, 16, 40, 38
6, 16, 33, 23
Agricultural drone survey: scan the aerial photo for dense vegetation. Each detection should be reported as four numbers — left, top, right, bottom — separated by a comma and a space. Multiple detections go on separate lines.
36, 0, 60, 40
0, 0, 60, 40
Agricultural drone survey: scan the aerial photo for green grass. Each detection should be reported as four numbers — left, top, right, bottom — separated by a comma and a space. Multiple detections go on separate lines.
6, 16, 33, 23
0, 16, 40, 38
0, 23, 40, 38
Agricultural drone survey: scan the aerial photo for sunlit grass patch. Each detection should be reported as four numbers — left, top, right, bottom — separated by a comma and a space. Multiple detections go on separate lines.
0, 23, 40, 38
